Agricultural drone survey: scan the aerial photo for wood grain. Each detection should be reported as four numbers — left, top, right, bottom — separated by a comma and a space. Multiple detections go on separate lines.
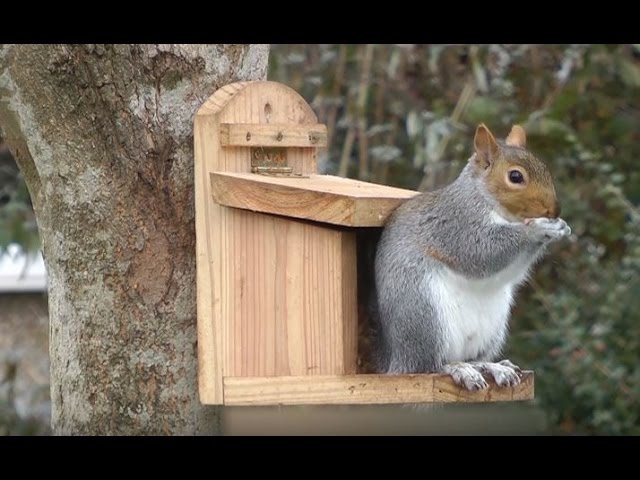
220, 123, 327, 147
341, 233, 358, 374
195, 81, 251, 405
223, 371, 535, 406
210, 172, 418, 227
224, 210, 357, 377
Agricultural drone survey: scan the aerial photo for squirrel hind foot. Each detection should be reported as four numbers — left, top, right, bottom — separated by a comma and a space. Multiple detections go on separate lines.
442, 360, 523, 390
442, 363, 489, 391
469, 360, 523, 387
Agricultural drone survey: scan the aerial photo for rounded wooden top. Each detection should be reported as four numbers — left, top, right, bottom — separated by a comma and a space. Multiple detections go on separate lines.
196, 81, 318, 125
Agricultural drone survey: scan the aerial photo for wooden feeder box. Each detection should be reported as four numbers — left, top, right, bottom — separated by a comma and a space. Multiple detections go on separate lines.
195, 81, 534, 406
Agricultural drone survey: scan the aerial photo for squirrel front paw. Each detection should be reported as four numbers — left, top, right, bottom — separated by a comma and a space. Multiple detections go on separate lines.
526, 217, 571, 242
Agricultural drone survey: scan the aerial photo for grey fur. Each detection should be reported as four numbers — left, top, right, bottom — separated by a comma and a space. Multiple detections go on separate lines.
372, 162, 570, 380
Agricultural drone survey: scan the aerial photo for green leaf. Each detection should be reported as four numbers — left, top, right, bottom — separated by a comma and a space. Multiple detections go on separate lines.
618, 58, 640, 88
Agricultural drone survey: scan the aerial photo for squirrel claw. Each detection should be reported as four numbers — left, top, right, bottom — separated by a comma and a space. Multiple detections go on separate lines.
498, 359, 522, 373
475, 361, 522, 387
443, 363, 489, 391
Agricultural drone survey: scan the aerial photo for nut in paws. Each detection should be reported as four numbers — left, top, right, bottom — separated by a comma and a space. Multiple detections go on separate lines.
527, 216, 571, 240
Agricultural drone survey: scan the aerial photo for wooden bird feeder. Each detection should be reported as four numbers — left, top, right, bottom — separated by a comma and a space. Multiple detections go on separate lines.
195, 81, 534, 406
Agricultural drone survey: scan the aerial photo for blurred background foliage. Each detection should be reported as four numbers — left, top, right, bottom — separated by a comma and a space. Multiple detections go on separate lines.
269, 44, 640, 435
0, 143, 39, 257
1, 44, 638, 435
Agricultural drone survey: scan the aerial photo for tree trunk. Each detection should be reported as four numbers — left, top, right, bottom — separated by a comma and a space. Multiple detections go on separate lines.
0, 44, 269, 435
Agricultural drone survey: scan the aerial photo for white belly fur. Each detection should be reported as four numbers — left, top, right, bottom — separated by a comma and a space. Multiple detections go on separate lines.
424, 253, 534, 362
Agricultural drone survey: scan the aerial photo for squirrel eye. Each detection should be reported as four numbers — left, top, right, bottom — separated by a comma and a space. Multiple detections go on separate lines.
508, 170, 524, 184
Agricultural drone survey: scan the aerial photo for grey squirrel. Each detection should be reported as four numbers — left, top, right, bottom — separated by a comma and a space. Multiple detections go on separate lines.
373, 123, 571, 390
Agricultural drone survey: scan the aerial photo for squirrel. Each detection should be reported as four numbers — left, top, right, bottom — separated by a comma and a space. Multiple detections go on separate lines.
372, 123, 571, 390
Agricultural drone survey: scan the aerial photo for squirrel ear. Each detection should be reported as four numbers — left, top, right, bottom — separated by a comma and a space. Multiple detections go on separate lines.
473, 123, 499, 168
505, 125, 527, 147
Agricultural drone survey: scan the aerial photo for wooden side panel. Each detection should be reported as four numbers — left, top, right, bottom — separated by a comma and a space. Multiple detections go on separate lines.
223, 372, 535, 406
341, 233, 358, 374
195, 82, 251, 404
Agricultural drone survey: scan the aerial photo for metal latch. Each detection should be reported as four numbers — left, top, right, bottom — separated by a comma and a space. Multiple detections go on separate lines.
251, 147, 292, 175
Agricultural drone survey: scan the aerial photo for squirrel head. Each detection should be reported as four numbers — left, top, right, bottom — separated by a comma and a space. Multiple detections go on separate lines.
471, 123, 560, 221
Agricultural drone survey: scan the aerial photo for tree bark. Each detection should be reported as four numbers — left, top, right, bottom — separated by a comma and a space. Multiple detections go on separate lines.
0, 44, 269, 435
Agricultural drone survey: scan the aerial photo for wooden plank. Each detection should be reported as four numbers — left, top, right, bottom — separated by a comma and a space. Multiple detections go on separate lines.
220, 123, 328, 147
210, 172, 418, 227
224, 210, 357, 377
195, 82, 252, 405
341, 234, 358, 374
223, 372, 535, 406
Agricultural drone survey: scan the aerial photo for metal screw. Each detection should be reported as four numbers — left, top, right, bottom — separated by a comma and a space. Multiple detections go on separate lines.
309, 133, 318, 144
246, 132, 251, 141
276, 132, 283, 141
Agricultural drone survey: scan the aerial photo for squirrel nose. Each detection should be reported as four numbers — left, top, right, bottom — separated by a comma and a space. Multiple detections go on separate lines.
547, 201, 561, 218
